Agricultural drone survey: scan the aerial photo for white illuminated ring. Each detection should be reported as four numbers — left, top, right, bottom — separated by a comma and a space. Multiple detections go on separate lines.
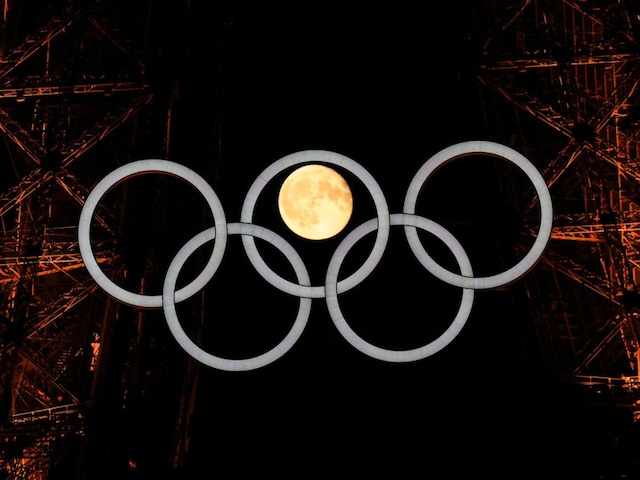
162, 222, 312, 371
240, 150, 390, 298
79, 142, 554, 370
326, 213, 474, 362
403, 140, 553, 290
78, 159, 228, 308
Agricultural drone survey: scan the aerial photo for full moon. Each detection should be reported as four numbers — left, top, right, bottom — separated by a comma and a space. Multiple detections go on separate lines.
278, 164, 353, 240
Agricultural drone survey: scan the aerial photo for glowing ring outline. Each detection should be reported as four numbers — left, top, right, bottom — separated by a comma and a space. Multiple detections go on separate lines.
403, 140, 553, 290
326, 213, 474, 362
78, 159, 228, 308
240, 150, 390, 299
77, 141, 553, 369
162, 222, 312, 371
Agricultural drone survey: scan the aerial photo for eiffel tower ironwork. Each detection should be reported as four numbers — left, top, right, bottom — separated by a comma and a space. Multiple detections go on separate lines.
0, 2, 157, 478
477, 0, 640, 413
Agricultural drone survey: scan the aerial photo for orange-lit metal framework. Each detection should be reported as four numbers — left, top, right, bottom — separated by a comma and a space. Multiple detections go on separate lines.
3, 0, 640, 477
478, 0, 640, 403
0, 0, 230, 476
0, 2, 154, 477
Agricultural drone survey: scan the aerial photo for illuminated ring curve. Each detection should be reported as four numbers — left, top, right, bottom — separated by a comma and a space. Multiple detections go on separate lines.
78, 141, 553, 370
240, 150, 390, 298
162, 222, 312, 371
403, 140, 553, 290
325, 213, 474, 362
78, 159, 228, 308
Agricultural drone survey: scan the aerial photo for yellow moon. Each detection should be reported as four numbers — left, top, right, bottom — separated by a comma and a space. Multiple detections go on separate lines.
278, 164, 353, 240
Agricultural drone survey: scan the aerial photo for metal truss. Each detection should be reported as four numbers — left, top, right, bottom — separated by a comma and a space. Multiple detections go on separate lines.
478, 1, 640, 385
0, 2, 152, 478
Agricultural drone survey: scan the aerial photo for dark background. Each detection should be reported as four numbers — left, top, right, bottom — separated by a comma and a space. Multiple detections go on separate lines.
150, 2, 604, 478
34, 1, 639, 478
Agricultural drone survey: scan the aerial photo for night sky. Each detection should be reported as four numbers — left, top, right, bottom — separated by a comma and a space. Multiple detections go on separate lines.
162, 2, 582, 478
77, 2, 640, 478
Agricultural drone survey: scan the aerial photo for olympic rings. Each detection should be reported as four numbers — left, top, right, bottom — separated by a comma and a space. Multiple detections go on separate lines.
78, 141, 553, 371
403, 140, 553, 289
240, 150, 390, 298
326, 213, 474, 363
163, 223, 312, 371
78, 159, 227, 308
